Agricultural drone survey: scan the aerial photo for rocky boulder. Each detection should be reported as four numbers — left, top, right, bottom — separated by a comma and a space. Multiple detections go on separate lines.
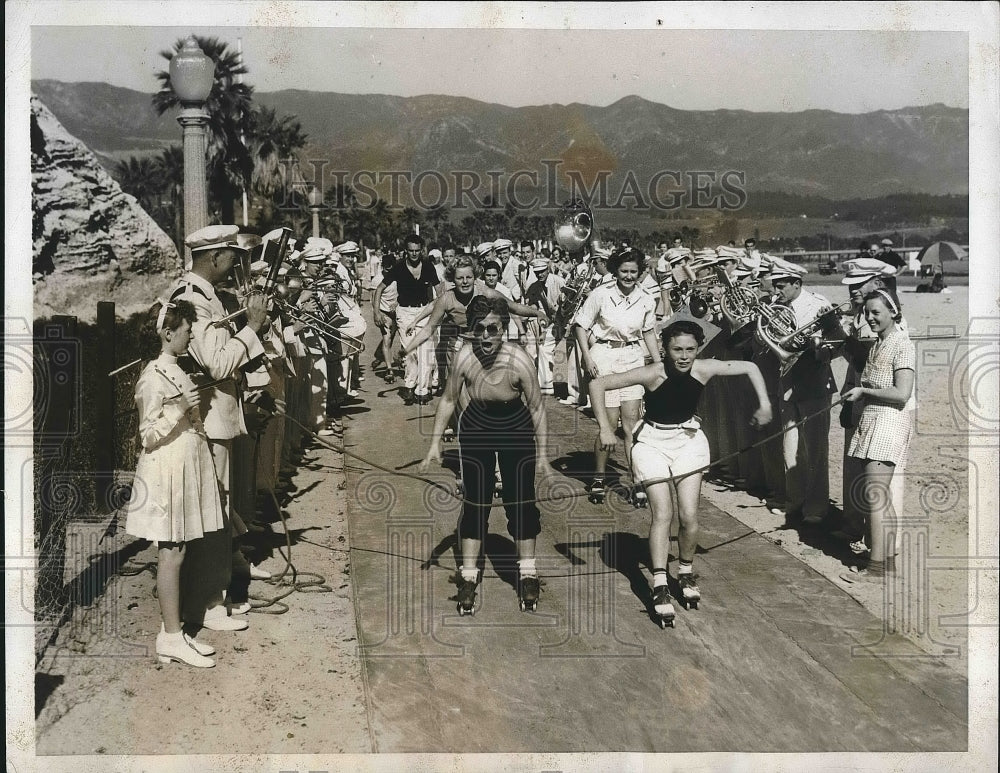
31, 94, 182, 322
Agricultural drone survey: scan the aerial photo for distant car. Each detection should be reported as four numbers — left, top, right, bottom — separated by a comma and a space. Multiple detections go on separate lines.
818, 259, 837, 275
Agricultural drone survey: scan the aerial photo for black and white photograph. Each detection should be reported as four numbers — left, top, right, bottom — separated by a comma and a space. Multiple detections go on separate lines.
6, 2, 998, 771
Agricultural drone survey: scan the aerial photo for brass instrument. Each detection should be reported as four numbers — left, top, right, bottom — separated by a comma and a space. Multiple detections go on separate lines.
755, 299, 851, 376
550, 201, 596, 342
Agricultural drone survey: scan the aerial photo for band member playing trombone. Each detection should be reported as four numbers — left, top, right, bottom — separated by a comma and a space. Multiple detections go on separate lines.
169, 224, 269, 633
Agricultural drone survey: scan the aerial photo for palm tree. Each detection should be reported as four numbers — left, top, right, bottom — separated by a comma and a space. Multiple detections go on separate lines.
153, 36, 255, 224
153, 145, 185, 250
115, 156, 160, 214
247, 105, 308, 201
425, 203, 450, 242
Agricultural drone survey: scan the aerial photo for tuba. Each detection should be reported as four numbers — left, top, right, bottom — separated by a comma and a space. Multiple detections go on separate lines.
550, 201, 596, 342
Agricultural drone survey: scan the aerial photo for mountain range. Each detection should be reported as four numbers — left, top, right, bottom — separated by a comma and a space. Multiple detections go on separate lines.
31, 79, 968, 203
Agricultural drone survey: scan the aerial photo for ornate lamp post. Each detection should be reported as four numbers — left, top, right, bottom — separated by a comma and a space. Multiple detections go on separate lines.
308, 186, 324, 239
169, 36, 215, 266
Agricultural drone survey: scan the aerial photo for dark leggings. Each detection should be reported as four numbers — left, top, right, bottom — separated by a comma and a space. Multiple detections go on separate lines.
458, 399, 541, 542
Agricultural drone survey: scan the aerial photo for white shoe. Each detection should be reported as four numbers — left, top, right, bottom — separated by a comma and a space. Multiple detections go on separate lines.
228, 601, 252, 615
201, 606, 249, 631
183, 632, 215, 656
250, 563, 272, 580
156, 631, 215, 667
558, 397, 576, 406
317, 427, 336, 437
347, 389, 360, 398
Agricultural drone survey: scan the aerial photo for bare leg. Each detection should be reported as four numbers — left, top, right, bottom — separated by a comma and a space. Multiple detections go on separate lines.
619, 400, 642, 473
864, 460, 896, 565
674, 473, 703, 562
157, 542, 185, 634
645, 480, 675, 570
594, 405, 622, 477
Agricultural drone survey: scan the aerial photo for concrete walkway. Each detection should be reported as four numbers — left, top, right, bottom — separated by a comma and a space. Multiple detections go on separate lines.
341, 310, 967, 753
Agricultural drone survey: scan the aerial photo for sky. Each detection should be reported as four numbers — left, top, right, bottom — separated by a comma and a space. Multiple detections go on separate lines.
29, 22, 969, 114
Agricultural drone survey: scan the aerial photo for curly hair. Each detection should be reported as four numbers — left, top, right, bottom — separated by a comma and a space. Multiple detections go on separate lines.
661, 319, 705, 347
607, 247, 645, 276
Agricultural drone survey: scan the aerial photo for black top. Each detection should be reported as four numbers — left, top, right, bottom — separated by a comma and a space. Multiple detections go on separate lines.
384, 260, 439, 307
643, 365, 703, 424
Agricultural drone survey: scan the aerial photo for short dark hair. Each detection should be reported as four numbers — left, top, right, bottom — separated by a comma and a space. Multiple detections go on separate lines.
607, 248, 644, 275
481, 260, 502, 275
405, 234, 424, 247
467, 294, 510, 331
520, 240, 535, 251
661, 319, 705, 348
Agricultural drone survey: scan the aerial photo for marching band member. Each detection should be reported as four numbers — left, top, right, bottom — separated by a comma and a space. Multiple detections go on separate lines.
559, 247, 613, 409
330, 241, 368, 401
768, 259, 838, 527
523, 255, 567, 395
169, 224, 268, 633
573, 248, 661, 503
297, 241, 334, 433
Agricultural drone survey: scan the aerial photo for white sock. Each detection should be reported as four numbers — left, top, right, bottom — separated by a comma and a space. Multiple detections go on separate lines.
678, 561, 693, 576
460, 566, 478, 583
518, 558, 537, 577
652, 570, 668, 588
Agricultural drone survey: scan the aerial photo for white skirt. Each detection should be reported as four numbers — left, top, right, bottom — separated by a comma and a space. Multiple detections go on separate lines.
124, 431, 225, 543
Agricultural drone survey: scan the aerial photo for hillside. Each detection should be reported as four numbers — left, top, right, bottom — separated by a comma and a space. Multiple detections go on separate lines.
31, 80, 968, 202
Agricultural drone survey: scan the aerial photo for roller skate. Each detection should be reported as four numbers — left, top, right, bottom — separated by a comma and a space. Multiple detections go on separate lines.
494, 471, 503, 499
454, 477, 465, 499
443, 427, 455, 443
651, 584, 676, 628
456, 576, 478, 616
518, 574, 540, 612
587, 478, 606, 505
677, 573, 701, 610
631, 485, 648, 508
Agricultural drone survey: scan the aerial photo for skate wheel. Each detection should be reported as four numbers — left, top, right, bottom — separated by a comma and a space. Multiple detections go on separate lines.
457, 604, 466, 616
519, 600, 526, 612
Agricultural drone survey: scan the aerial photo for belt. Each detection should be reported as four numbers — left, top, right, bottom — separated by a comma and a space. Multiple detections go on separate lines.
596, 339, 640, 348
397, 304, 426, 309
643, 417, 701, 431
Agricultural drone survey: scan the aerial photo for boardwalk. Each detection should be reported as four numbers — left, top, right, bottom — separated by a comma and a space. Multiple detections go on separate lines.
343, 311, 967, 753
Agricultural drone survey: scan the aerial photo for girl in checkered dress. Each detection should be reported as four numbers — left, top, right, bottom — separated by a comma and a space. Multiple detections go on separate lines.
841, 289, 915, 584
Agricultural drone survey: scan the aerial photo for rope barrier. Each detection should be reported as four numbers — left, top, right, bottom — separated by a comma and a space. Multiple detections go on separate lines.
277, 393, 847, 509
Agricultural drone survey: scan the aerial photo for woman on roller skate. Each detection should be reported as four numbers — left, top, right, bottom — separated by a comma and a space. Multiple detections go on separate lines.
573, 248, 662, 506
589, 320, 772, 626
419, 296, 552, 614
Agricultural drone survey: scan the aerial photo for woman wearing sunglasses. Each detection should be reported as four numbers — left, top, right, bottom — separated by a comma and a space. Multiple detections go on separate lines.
420, 295, 552, 615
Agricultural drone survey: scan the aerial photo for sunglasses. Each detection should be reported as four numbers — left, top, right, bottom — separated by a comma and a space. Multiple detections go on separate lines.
471, 322, 504, 337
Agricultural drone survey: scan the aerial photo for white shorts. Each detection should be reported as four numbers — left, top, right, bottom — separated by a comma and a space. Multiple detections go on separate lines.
590, 342, 645, 408
630, 421, 711, 485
